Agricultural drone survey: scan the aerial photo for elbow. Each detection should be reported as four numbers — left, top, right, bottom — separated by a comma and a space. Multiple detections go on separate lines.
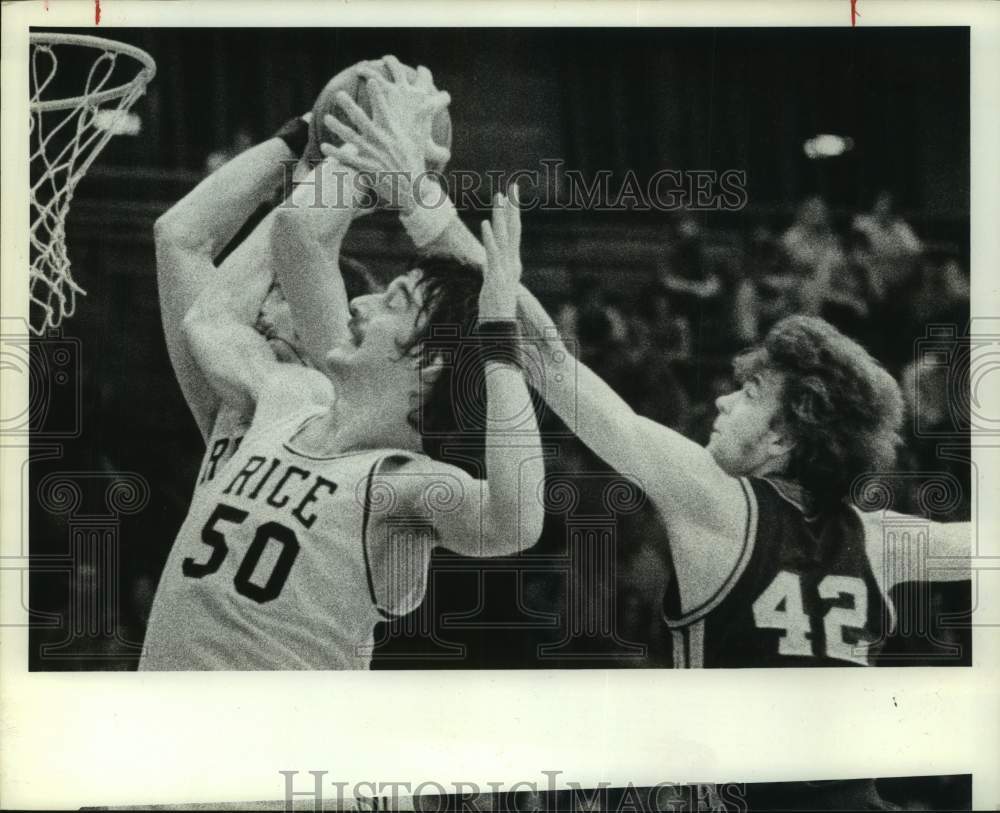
272, 204, 309, 240
181, 300, 208, 347
154, 209, 213, 256
152, 213, 170, 243
517, 508, 545, 553
153, 209, 177, 242
153, 214, 184, 263
182, 291, 227, 346
154, 210, 188, 250
516, 458, 547, 551
269, 207, 310, 264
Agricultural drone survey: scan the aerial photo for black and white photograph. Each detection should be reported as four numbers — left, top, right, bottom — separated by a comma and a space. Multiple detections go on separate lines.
2, 1, 998, 810
20, 24, 975, 671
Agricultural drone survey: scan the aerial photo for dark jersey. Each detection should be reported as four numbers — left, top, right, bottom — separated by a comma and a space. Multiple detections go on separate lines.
663, 477, 893, 668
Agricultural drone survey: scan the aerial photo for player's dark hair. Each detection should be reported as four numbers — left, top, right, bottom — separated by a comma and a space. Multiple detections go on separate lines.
395, 255, 488, 459
339, 255, 381, 300
733, 315, 904, 508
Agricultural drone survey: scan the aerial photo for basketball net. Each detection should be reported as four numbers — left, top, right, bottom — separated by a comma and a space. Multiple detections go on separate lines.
29, 33, 156, 336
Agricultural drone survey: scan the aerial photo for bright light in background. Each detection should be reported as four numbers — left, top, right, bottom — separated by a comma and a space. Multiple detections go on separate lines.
803, 133, 854, 159
93, 109, 142, 136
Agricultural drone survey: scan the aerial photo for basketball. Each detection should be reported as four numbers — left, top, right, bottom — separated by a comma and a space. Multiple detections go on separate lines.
302, 59, 453, 173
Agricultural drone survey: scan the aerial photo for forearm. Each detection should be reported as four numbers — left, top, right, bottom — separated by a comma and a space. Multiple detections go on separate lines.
482, 361, 545, 553
271, 158, 360, 361
516, 284, 645, 474
384, 173, 488, 269
516, 283, 567, 377
155, 137, 292, 257
207, 211, 283, 329
182, 270, 274, 412
423, 211, 487, 268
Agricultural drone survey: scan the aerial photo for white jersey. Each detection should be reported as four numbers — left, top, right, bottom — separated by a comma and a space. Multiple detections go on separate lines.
194, 403, 252, 495
141, 407, 432, 670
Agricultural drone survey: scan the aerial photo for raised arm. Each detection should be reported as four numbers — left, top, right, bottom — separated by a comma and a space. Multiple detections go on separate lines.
507, 195, 749, 620
423, 210, 487, 268
181, 244, 333, 433
515, 263, 740, 520
268, 154, 361, 363
154, 122, 303, 439
435, 192, 546, 556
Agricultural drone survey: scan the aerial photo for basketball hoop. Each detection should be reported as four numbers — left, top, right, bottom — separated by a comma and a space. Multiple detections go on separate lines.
29, 32, 156, 336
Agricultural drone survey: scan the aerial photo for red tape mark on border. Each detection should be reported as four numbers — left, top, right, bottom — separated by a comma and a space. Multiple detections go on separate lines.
95, 0, 101, 24
851, 0, 860, 26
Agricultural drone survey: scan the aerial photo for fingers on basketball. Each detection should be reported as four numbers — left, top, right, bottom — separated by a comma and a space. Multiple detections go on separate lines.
382, 54, 410, 84
322, 112, 368, 152
306, 59, 453, 171
415, 65, 435, 90
335, 90, 388, 147
363, 83, 396, 132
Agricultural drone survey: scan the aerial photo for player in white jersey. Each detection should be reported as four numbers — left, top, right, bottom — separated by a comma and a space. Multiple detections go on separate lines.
155, 60, 402, 498
142, 73, 544, 669
154, 106, 387, 501
144, 417, 441, 669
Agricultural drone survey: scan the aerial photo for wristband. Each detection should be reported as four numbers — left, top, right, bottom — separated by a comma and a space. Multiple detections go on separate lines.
273, 116, 311, 158
400, 178, 458, 248
474, 320, 523, 369
475, 320, 520, 336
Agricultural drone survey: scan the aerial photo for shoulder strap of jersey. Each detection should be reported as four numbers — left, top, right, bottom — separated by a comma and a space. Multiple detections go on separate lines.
360, 452, 426, 620
851, 505, 900, 635
240, 403, 329, 455
663, 476, 758, 629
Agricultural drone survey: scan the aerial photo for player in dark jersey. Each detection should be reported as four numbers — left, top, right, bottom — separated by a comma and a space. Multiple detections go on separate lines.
515, 257, 965, 811
515, 238, 965, 813
512, 295, 970, 669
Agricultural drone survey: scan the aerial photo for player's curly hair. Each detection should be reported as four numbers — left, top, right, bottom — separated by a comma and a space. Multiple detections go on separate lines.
733, 315, 905, 508
395, 254, 490, 461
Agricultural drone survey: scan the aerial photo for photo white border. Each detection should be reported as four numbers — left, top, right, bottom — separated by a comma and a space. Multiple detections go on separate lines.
2, 1, 998, 809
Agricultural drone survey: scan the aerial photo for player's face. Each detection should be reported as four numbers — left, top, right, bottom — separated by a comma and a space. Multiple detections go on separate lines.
329, 268, 429, 372
706, 369, 789, 476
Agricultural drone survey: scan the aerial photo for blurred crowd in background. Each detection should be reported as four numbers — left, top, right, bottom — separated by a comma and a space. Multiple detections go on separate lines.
556, 190, 967, 446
